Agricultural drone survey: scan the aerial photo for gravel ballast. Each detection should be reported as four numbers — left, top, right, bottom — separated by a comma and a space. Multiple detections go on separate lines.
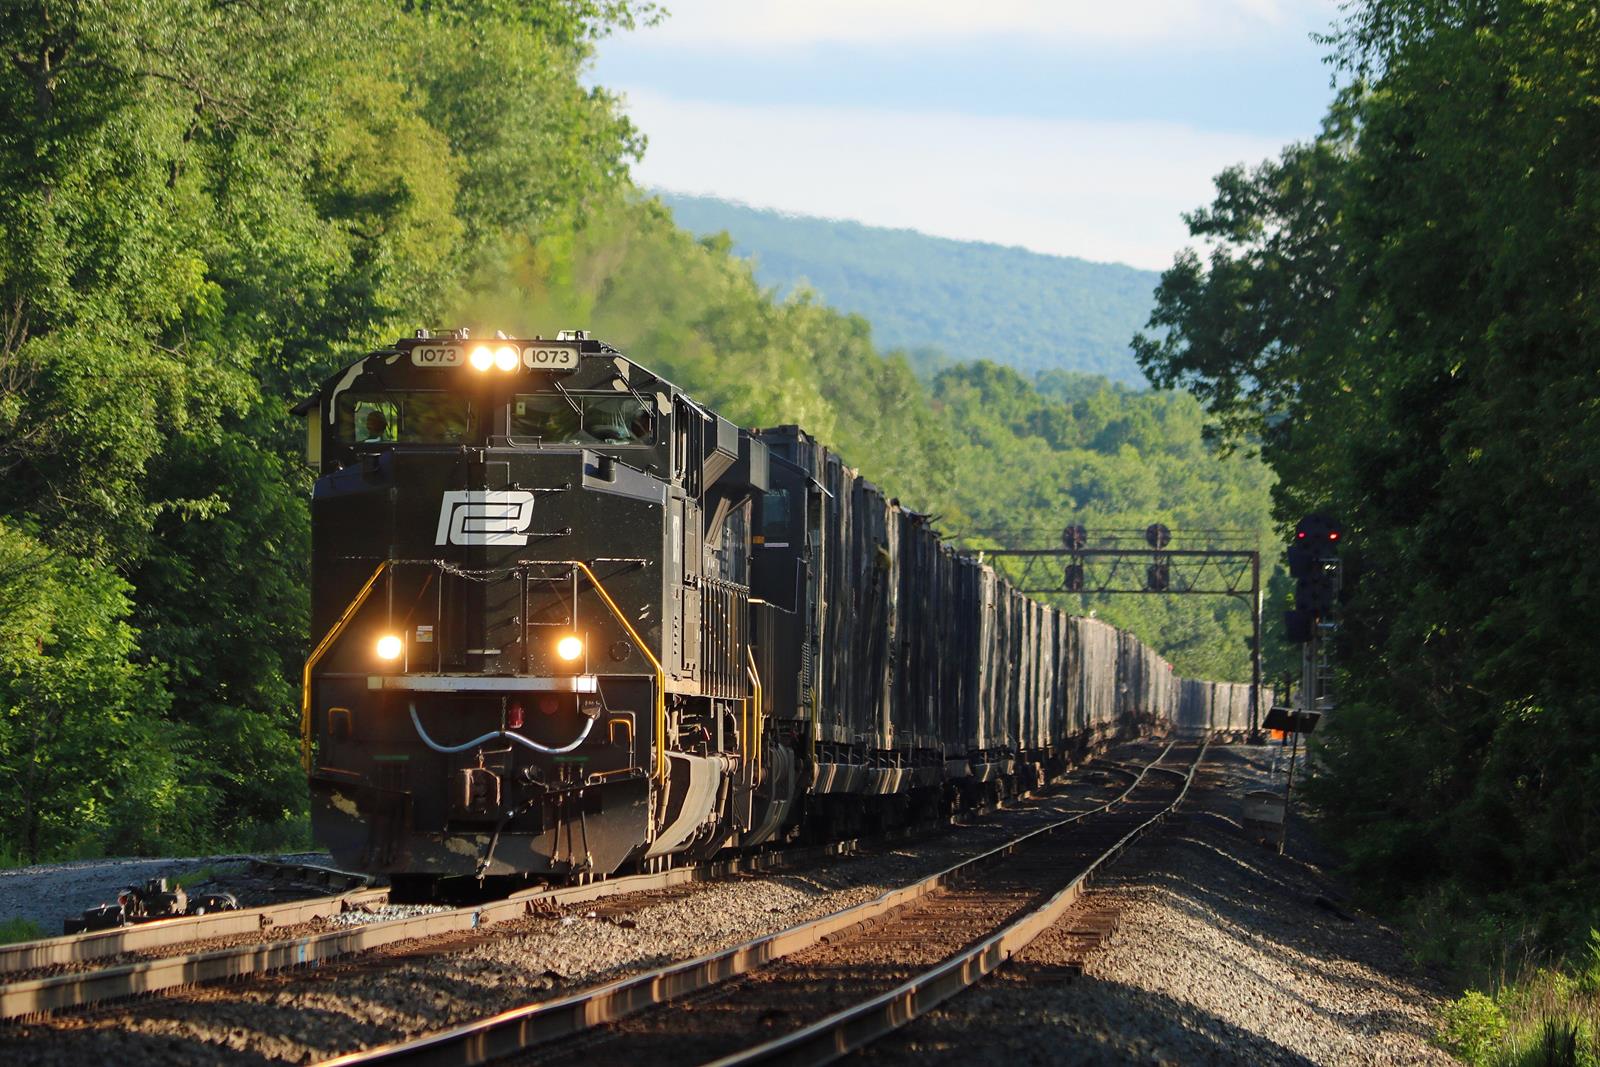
856, 745, 1453, 1066
4, 743, 1443, 1066
0, 751, 1153, 1065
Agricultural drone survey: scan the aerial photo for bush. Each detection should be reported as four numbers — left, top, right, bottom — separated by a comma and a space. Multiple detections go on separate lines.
1440, 991, 1509, 1065
1440, 946, 1600, 1067
1579, 931, 1600, 998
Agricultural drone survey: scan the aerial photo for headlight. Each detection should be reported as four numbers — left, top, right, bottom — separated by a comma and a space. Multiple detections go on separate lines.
376, 634, 403, 660
556, 635, 583, 661
469, 344, 494, 371
493, 344, 519, 371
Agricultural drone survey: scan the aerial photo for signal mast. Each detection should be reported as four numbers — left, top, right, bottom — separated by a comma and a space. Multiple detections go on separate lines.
1283, 513, 1343, 720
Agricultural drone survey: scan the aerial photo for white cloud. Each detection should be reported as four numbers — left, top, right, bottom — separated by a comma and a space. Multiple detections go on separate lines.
640, 0, 1338, 47
624, 91, 1286, 269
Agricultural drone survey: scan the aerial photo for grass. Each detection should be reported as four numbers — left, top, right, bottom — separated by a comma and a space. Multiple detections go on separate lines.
0, 917, 44, 945
1437, 932, 1600, 1066
166, 860, 249, 888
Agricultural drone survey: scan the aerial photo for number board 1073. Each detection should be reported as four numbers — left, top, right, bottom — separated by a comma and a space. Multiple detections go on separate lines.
521, 344, 580, 371
408, 343, 582, 371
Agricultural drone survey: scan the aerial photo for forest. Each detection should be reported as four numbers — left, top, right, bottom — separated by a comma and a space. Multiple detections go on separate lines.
1136, 0, 1600, 996
0, 0, 1279, 866
662, 193, 1161, 385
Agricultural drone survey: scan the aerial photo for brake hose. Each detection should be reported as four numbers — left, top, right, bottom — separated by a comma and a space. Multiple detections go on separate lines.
408, 702, 596, 755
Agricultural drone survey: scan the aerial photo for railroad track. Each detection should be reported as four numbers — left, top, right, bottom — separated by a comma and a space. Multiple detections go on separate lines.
0, 838, 885, 1021
0, 769, 1098, 1024
0, 856, 379, 977
0, 744, 1147, 1028
317, 738, 1205, 1067
0, 884, 390, 979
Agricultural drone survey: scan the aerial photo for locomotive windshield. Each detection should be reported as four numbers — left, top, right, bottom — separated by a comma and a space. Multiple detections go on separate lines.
337, 392, 474, 445
511, 393, 655, 445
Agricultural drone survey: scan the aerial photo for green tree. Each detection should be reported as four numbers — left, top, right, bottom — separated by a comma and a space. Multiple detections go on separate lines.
0, 0, 653, 860
0, 0, 1272, 867
0, 520, 176, 860
1136, 0, 1600, 949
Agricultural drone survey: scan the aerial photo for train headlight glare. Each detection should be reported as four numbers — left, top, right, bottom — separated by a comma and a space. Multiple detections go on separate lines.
376, 634, 403, 661
493, 344, 519, 371
469, 344, 494, 371
556, 635, 583, 661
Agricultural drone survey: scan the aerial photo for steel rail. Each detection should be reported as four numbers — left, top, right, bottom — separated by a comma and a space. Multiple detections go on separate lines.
712, 737, 1209, 1066
0, 887, 389, 975
0, 837, 871, 1020
313, 743, 1181, 1067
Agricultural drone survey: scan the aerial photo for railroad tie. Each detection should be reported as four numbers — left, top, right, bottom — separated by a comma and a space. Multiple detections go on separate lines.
1012, 904, 1123, 984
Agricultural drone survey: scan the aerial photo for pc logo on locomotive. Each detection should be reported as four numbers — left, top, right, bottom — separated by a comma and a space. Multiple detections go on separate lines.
434, 490, 537, 547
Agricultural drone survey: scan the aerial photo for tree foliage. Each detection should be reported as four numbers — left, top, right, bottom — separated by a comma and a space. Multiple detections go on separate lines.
0, 0, 1274, 864
0, 0, 649, 860
0, 519, 172, 860
930, 363, 1282, 681
1136, 0, 1600, 949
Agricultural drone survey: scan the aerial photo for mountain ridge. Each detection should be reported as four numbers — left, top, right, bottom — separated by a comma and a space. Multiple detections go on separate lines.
659, 191, 1162, 386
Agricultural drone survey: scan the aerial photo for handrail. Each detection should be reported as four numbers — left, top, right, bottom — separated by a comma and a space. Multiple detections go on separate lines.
745, 645, 763, 782
301, 561, 390, 773
568, 560, 668, 783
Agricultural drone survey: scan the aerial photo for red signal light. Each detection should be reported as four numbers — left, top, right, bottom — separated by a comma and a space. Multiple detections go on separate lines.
1296, 530, 1307, 539
1328, 530, 1341, 542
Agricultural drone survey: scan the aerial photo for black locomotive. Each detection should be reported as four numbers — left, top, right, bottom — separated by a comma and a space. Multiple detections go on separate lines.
296, 330, 1257, 891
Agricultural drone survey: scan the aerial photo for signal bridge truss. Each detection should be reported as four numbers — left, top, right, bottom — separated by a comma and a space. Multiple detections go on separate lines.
971, 526, 1264, 739
981, 547, 1259, 599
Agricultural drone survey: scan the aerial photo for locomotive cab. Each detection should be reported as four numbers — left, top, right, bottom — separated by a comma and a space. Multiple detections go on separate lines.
296, 331, 776, 889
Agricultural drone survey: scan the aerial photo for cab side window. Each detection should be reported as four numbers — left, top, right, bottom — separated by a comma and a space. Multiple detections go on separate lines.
761, 490, 792, 544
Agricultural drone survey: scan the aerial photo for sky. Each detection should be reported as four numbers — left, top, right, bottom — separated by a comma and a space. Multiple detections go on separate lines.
589, 0, 1346, 270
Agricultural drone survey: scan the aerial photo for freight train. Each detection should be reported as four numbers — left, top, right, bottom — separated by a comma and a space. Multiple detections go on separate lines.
296, 330, 1259, 894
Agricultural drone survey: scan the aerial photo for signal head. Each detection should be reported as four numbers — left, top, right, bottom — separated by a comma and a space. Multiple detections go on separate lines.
1295, 513, 1343, 558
